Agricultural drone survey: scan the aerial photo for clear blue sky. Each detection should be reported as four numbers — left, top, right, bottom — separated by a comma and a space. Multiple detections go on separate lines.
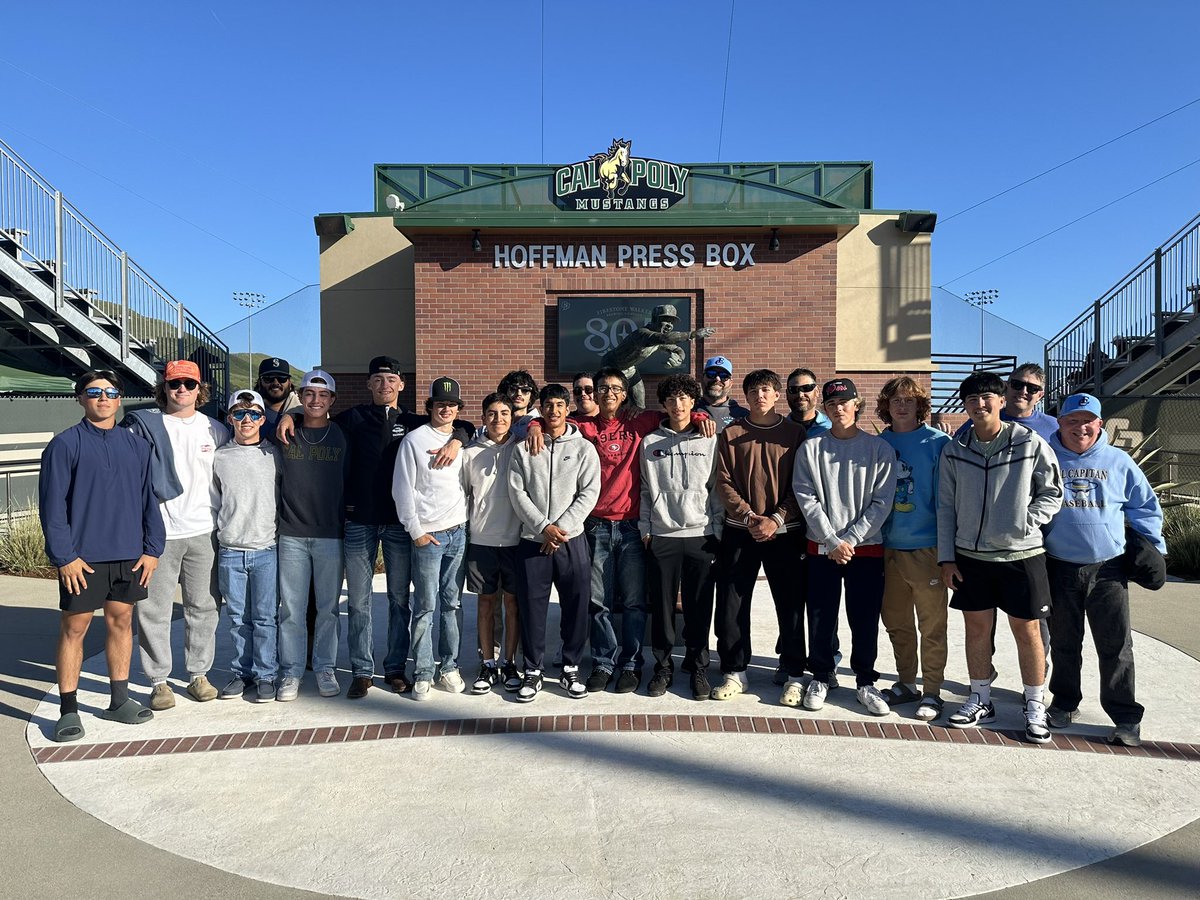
4, 1, 1198, 364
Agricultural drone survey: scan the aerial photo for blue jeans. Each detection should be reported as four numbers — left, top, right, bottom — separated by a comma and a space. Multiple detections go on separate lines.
277, 535, 344, 679
586, 517, 647, 672
408, 524, 466, 681
217, 546, 279, 683
343, 521, 412, 678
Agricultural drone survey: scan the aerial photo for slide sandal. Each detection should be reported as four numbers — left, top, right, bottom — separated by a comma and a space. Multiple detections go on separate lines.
53, 712, 85, 743
99, 698, 154, 725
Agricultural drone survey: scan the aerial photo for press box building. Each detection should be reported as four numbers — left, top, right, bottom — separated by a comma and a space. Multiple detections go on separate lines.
315, 144, 935, 420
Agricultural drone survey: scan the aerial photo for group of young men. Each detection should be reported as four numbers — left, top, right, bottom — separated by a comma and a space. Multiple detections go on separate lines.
42, 354, 1165, 750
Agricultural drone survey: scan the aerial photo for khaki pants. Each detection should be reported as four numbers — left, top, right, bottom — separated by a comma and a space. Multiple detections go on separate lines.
881, 547, 948, 696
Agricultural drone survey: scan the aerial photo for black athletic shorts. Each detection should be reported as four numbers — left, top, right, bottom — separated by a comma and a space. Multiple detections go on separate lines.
58, 559, 148, 613
465, 544, 517, 595
948, 553, 1052, 620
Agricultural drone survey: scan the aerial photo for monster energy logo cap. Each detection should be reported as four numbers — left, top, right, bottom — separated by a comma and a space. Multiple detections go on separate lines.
429, 377, 463, 405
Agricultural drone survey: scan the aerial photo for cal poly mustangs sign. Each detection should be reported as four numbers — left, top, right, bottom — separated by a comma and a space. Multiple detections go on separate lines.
554, 139, 688, 210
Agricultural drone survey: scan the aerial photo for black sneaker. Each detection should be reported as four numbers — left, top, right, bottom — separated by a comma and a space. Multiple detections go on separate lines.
472, 663, 500, 694
647, 668, 672, 697
516, 670, 543, 703
690, 668, 711, 701
559, 666, 587, 699
1046, 705, 1079, 729
1107, 723, 1142, 747
501, 661, 522, 693
615, 669, 641, 694
586, 668, 612, 693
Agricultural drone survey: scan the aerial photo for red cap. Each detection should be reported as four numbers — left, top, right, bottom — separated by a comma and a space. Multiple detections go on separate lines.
164, 360, 201, 382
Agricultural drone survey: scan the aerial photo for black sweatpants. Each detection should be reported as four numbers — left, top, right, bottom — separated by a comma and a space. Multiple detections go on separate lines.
647, 533, 718, 672
807, 551, 884, 687
515, 536, 590, 673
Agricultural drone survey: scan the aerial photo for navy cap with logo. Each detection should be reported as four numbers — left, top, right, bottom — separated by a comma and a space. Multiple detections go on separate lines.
821, 378, 858, 404
429, 376, 463, 405
369, 356, 402, 376
258, 357, 290, 378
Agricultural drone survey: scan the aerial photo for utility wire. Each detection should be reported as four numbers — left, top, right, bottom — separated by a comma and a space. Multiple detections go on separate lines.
939, 154, 1200, 286
1, 121, 309, 285
941, 94, 1200, 224
716, 0, 735, 162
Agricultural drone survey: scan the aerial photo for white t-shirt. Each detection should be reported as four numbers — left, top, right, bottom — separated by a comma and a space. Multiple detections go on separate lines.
160, 413, 229, 539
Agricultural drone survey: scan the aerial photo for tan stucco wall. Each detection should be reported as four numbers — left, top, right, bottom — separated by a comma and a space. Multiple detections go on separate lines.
319, 215, 415, 372
835, 213, 933, 372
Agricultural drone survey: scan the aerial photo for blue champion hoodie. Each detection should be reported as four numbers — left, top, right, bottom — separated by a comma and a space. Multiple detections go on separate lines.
1043, 428, 1166, 564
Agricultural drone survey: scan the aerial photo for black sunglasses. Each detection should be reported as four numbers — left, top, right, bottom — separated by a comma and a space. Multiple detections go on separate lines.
84, 387, 121, 400
572, 386, 594, 396
261, 375, 289, 385
167, 379, 199, 391
1008, 378, 1043, 395
787, 384, 817, 395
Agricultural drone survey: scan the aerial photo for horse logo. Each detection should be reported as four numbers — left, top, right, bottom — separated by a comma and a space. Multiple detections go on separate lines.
591, 139, 632, 199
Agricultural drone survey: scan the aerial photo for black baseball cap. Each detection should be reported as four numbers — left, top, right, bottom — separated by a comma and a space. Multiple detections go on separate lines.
369, 355, 402, 376
430, 376, 463, 405
258, 357, 290, 378
822, 378, 858, 404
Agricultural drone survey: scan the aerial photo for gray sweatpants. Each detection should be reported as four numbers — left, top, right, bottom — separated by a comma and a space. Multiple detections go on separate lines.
137, 532, 221, 683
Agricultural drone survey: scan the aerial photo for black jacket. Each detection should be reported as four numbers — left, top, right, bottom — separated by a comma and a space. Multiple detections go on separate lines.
1124, 524, 1167, 591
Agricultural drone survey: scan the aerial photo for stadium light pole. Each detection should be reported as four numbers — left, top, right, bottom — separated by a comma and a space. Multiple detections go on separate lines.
233, 292, 266, 386
964, 289, 999, 360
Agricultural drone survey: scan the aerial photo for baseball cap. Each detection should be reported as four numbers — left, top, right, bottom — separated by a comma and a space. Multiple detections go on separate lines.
368, 355, 402, 376
258, 357, 290, 378
822, 378, 858, 404
164, 360, 201, 382
704, 356, 733, 376
300, 369, 337, 392
429, 376, 463, 405
231, 389, 266, 410
651, 304, 678, 320
1059, 393, 1101, 419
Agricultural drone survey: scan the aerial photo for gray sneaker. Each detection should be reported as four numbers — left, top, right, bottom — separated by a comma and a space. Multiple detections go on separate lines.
219, 676, 250, 700
276, 676, 300, 702
316, 670, 340, 697
1046, 705, 1079, 729
1108, 723, 1142, 747
255, 681, 275, 703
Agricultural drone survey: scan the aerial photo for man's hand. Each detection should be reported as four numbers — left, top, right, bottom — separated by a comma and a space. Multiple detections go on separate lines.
526, 427, 545, 456
275, 415, 295, 445
131, 555, 158, 588
692, 327, 716, 340
749, 515, 779, 542
698, 417, 717, 439
539, 540, 559, 556
829, 541, 854, 565
414, 533, 441, 548
58, 558, 93, 595
941, 561, 963, 591
430, 438, 462, 469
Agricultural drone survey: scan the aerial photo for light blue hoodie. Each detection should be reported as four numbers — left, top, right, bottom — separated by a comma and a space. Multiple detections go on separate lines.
1043, 428, 1166, 564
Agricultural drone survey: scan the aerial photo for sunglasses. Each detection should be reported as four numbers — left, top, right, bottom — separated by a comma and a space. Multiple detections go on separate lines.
787, 384, 817, 395
704, 370, 732, 380
83, 387, 121, 400
230, 409, 264, 422
261, 375, 290, 385
167, 378, 199, 391
572, 386, 594, 396
1008, 378, 1043, 395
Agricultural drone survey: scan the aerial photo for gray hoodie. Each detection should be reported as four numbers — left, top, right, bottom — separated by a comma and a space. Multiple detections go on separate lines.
461, 434, 522, 547
638, 423, 723, 539
507, 423, 600, 542
937, 421, 1063, 562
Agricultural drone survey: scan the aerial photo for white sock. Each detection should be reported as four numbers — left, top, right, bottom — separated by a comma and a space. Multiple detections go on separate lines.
729, 671, 748, 686
970, 679, 991, 705
1024, 683, 1044, 704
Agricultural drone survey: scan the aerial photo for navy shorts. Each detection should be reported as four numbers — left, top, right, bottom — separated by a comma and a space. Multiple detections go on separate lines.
465, 543, 518, 595
58, 559, 148, 613
949, 553, 1052, 620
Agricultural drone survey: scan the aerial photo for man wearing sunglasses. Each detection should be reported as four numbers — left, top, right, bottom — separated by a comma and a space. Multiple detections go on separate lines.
40, 370, 165, 741
212, 390, 282, 703
122, 360, 230, 711
696, 356, 748, 433
785, 368, 831, 437
953, 363, 1056, 441
254, 357, 301, 431
571, 372, 598, 417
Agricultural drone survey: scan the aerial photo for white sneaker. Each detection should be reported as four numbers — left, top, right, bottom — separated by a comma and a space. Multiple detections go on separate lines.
437, 669, 466, 693
316, 670, 340, 697
856, 684, 890, 716
779, 680, 805, 707
412, 679, 432, 701
1024, 699, 1051, 744
803, 679, 828, 710
276, 676, 300, 702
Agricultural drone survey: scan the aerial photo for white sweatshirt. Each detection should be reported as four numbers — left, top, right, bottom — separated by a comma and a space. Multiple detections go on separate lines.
392, 424, 468, 539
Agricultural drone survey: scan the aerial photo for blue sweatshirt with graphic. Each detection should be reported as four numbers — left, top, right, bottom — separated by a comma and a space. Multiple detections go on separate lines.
879, 424, 950, 549
39, 418, 166, 566
1043, 429, 1166, 564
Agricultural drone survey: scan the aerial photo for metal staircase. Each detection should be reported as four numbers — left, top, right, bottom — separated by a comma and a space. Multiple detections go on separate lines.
1045, 213, 1200, 406
0, 137, 228, 404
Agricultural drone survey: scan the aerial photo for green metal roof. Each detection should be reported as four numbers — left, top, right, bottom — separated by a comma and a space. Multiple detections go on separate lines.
370, 161, 876, 230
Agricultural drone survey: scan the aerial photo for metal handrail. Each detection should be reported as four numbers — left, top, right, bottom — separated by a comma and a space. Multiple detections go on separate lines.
0, 136, 230, 405
1045, 212, 1200, 402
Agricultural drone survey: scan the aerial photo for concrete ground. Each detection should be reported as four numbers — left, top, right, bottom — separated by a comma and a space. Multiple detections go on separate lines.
1, 571, 1197, 900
